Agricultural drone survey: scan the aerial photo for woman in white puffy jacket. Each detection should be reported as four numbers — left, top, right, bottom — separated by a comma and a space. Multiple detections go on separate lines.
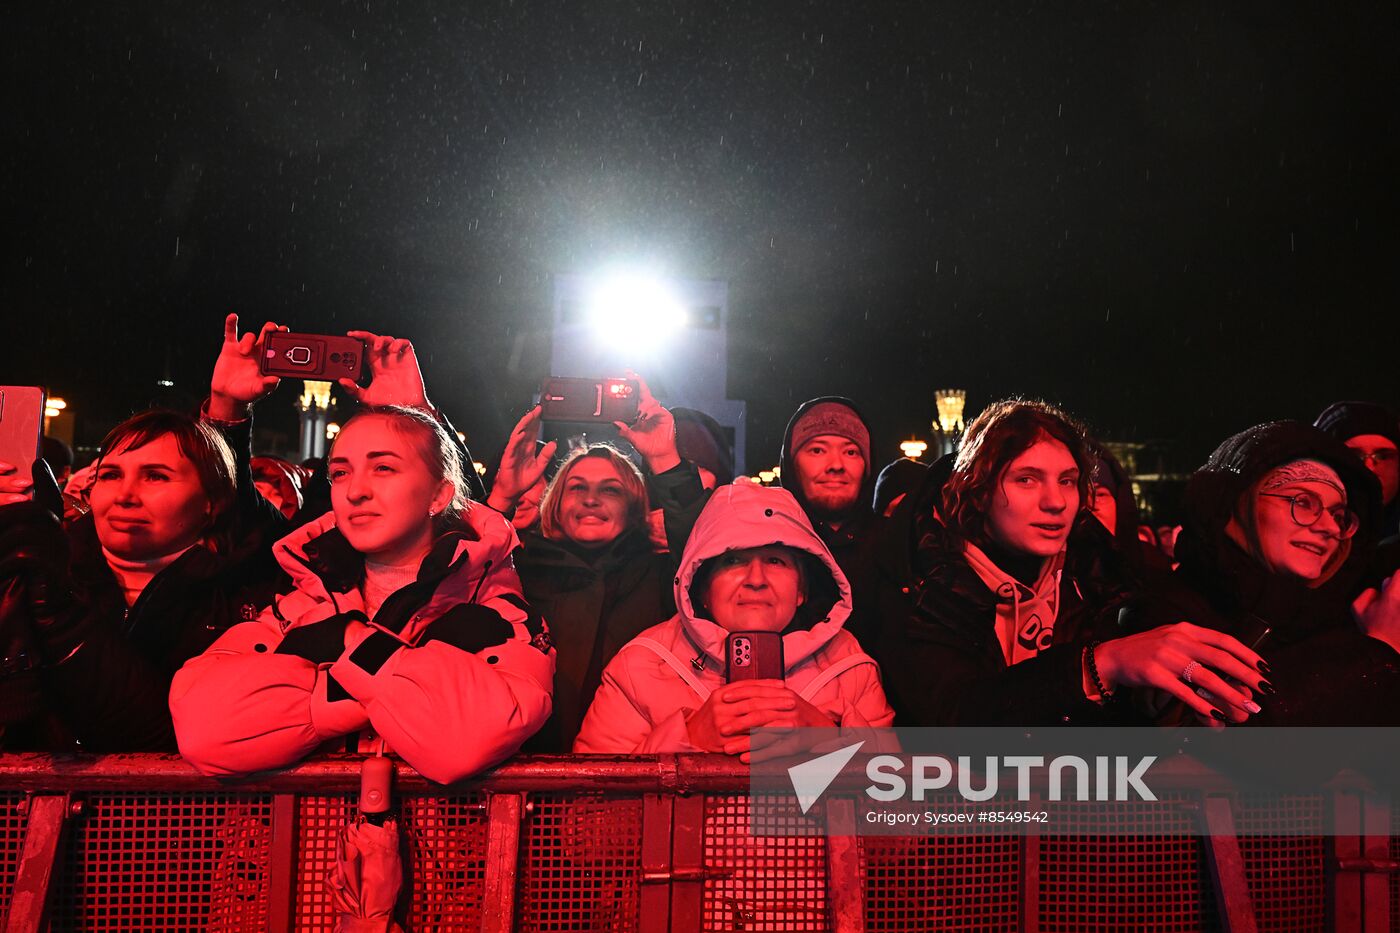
574, 483, 893, 759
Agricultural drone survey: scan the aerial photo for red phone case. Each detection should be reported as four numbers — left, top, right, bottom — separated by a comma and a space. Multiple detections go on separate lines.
0, 386, 46, 475
726, 632, 785, 682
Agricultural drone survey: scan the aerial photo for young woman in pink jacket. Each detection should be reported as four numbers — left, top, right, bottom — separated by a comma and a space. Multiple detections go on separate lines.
171, 337, 555, 783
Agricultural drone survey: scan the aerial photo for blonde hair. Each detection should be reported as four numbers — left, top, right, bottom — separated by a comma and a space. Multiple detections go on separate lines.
538, 444, 649, 542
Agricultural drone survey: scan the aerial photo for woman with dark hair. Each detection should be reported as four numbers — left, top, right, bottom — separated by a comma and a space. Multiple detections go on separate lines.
1133, 421, 1400, 726
488, 391, 687, 749
877, 399, 1271, 727
172, 341, 554, 783
0, 315, 290, 749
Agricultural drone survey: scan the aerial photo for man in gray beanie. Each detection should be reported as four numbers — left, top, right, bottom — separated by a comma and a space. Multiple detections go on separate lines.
778, 397, 880, 649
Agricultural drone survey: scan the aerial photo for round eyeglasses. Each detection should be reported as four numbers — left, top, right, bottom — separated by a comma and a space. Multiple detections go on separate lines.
1258, 491, 1358, 539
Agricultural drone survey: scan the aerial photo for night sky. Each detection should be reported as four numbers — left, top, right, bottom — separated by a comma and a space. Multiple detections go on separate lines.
7, 2, 1397, 476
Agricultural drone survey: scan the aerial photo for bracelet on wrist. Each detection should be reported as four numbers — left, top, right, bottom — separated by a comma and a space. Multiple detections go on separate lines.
1084, 641, 1115, 701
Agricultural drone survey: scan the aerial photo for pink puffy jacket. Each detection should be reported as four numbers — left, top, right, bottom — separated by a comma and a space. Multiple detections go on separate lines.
171, 507, 555, 783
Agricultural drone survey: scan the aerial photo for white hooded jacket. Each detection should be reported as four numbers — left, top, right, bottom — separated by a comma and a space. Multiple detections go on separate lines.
573, 484, 893, 753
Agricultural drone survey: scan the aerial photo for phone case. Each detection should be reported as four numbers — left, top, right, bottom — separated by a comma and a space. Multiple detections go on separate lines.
726, 632, 785, 682
539, 377, 640, 423
260, 333, 366, 382
0, 386, 46, 474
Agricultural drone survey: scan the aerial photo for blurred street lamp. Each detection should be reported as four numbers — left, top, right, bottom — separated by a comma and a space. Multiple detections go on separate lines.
298, 381, 335, 461
899, 439, 928, 460
473, 461, 487, 477
326, 423, 341, 442
933, 389, 967, 457
758, 470, 776, 485
44, 397, 71, 440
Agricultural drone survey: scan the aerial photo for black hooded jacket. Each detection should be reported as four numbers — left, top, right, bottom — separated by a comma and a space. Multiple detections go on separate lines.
1134, 421, 1400, 726
874, 454, 1141, 727
778, 397, 882, 651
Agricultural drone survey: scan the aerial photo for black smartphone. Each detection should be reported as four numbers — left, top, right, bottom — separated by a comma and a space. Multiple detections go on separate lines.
726, 632, 785, 683
260, 332, 367, 382
1196, 617, 1271, 703
0, 386, 46, 475
539, 377, 640, 424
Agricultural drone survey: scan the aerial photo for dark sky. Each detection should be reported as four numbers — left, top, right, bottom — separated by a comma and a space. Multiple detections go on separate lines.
7, 1, 1397, 473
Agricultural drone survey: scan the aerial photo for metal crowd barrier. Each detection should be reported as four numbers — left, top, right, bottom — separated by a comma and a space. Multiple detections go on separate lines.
0, 753, 1395, 932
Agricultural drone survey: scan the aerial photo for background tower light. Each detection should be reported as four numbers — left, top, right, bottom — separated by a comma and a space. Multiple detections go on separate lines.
585, 273, 688, 353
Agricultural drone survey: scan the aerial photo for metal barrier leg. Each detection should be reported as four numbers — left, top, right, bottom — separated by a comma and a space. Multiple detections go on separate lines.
1201, 795, 1259, 933
1019, 795, 1041, 933
4, 794, 71, 933
481, 792, 524, 933
639, 793, 675, 933
1360, 792, 1391, 933
266, 793, 297, 933
824, 797, 866, 933
669, 794, 706, 933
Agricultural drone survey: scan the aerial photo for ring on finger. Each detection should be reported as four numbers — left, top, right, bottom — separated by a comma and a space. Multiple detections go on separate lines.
1181, 661, 1201, 684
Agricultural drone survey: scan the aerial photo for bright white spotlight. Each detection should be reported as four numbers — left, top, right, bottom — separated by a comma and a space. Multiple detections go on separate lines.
585, 274, 688, 352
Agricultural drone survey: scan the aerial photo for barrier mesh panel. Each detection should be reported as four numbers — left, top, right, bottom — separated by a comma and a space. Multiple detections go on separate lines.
517, 794, 643, 931
401, 794, 489, 929
0, 793, 27, 918
297, 794, 489, 931
294, 794, 355, 930
1235, 793, 1326, 933
703, 794, 828, 932
48, 793, 273, 932
1039, 793, 1216, 933
860, 795, 1020, 932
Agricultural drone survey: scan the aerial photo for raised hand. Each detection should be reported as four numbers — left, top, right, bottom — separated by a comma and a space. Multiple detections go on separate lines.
614, 371, 680, 474
338, 331, 430, 410
1354, 570, 1400, 654
486, 407, 557, 514
209, 313, 285, 421
0, 460, 33, 507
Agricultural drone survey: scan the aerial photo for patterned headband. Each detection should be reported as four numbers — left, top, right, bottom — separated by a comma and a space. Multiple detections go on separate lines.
1261, 459, 1344, 495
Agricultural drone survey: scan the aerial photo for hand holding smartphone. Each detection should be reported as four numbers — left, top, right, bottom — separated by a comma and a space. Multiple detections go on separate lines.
0, 387, 46, 505
725, 632, 785, 682
259, 332, 367, 382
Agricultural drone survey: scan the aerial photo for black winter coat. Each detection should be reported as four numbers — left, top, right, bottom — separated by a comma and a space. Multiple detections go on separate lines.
1, 417, 288, 751
1135, 421, 1400, 727
874, 456, 1141, 727
516, 526, 675, 750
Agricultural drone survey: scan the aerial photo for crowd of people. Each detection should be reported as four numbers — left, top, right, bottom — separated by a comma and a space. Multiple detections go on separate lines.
1, 316, 1398, 784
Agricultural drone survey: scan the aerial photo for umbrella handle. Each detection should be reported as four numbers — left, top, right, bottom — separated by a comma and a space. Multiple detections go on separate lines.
361, 755, 393, 821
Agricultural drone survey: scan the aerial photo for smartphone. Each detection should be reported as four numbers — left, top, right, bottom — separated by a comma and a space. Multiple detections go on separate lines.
1196, 617, 1271, 704
539, 377, 640, 424
0, 386, 46, 475
260, 332, 367, 382
726, 632, 785, 683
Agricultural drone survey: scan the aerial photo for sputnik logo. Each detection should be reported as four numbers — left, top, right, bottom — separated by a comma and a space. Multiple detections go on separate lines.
787, 741, 865, 814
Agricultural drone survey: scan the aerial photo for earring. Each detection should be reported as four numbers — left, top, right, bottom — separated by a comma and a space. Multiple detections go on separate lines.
428, 509, 437, 517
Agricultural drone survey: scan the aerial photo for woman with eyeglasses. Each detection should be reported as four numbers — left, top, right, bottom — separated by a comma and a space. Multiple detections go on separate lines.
1134, 420, 1400, 726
